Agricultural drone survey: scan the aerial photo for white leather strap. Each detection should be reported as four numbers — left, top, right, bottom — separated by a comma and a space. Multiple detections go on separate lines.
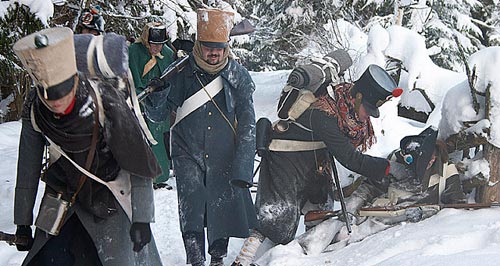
127, 69, 158, 145
268, 139, 326, 152
94, 35, 115, 78
172, 76, 223, 127
46, 138, 132, 221
86, 36, 97, 77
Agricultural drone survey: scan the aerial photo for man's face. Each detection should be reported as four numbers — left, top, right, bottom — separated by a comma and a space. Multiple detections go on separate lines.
149, 43, 163, 55
357, 103, 370, 122
201, 45, 224, 65
43, 87, 76, 114
426, 152, 437, 170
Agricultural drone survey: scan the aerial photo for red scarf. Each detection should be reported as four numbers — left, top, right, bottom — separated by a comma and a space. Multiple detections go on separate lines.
311, 83, 375, 152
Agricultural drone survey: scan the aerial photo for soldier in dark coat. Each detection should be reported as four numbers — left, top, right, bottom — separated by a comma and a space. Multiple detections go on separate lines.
75, 5, 105, 36
144, 8, 257, 266
386, 127, 466, 205
326, 127, 467, 248
233, 64, 402, 266
13, 27, 162, 266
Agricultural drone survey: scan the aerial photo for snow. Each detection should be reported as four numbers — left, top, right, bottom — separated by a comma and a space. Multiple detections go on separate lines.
1, 64, 500, 265
2, 0, 500, 265
0, 0, 54, 25
385, 25, 467, 117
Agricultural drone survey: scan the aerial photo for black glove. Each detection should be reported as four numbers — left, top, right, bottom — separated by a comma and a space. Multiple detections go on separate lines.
147, 77, 166, 91
15, 225, 34, 251
230, 179, 252, 188
129, 222, 151, 252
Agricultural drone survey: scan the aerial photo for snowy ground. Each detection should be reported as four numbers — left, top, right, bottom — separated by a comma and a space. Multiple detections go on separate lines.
1, 71, 500, 265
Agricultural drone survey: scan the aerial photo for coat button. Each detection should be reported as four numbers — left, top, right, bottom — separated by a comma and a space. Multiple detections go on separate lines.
205, 154, 209, 159
208, 111, 212, 116
207, 126, 211, 130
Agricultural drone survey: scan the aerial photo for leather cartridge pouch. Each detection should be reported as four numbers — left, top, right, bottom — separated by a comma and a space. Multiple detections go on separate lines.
256, 117, 272, 157
35, 193, 69, 236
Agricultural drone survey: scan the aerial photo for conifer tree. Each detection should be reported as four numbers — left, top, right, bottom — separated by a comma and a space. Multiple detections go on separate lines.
0, 3, 44, 121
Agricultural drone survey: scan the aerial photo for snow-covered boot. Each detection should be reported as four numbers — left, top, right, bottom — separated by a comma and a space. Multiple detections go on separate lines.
210, 257, 224, 266
232, 230, 265, 266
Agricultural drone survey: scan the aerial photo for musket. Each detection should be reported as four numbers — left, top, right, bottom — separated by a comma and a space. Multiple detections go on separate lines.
359, 202, 500, 217
137, 54, 190, 102
331, 159, 352, 234
0, 230, 30, 246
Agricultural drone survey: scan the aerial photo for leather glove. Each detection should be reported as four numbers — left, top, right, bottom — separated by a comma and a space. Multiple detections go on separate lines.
129, 222, 151, 252
15, 225, 34, 251
147, 77, 166, 91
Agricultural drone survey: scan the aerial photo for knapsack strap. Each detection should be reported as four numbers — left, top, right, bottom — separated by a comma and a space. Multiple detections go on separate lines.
85, 35, 115, 78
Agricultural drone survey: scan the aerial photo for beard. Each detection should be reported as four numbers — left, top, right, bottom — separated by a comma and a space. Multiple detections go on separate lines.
205, 54, 221, 65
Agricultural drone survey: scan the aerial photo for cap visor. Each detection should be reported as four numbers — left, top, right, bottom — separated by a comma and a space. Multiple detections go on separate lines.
200, 41, 227, 48
38, 75, 75, 100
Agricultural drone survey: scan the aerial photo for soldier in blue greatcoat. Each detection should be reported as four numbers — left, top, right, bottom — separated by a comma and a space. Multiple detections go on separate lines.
146, 8, 257, 266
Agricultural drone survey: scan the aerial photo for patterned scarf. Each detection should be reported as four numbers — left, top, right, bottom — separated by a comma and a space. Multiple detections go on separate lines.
311, 83, 375, 152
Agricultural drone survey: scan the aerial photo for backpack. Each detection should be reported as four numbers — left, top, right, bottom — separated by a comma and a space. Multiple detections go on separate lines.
276, 51, 352, 131
73, 33, 157, 145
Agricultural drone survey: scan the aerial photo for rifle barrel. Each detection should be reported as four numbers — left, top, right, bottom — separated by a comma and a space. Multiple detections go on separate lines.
331, 159, 352, 233
137, 55, 190, 102
359, 202, 499, 213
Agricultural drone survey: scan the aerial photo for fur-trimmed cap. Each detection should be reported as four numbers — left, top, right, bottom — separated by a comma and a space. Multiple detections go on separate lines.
351, 65, 402, 118
13, 27, 77, 100
197, 8, 234, 48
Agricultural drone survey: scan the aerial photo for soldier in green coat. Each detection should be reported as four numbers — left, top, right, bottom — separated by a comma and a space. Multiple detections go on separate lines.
129, 22, 175, 186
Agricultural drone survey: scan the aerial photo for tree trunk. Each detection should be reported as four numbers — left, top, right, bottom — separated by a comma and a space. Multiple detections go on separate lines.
478, 143, 500, 203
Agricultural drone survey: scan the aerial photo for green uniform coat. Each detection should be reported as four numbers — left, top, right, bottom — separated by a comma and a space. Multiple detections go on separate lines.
129, 41, 174, 183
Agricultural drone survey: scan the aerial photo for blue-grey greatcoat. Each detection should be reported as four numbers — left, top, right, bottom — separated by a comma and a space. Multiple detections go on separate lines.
14, 77, 162, 266
166, 56, 257, 244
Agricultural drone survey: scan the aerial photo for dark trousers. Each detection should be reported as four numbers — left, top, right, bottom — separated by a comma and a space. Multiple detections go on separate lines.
183, 231, 228, 265
31, 214, 102, 266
